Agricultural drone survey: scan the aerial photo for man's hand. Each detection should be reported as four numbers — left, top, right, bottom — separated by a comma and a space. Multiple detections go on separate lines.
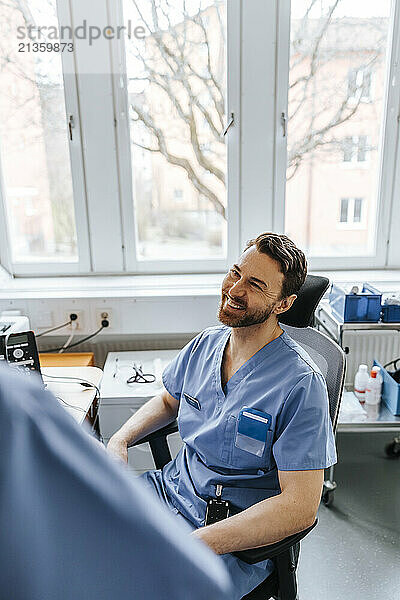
105, 389, 179, 466
107, 435, 128, 464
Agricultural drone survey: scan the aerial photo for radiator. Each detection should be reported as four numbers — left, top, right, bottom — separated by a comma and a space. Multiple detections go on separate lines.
342, 329, 400, 386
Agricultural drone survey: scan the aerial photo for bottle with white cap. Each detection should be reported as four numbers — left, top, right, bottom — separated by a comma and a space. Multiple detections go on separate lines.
365, 366, 382, 406
354, 364, 369, 404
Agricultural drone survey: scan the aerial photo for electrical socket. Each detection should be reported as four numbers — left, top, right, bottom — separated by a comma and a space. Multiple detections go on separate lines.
95, 308, 113, 329
63, 310, 85, 331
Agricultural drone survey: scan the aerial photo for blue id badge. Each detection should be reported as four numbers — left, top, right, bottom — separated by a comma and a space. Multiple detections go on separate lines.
183, 392, 201, 410
235, 407, 272, 457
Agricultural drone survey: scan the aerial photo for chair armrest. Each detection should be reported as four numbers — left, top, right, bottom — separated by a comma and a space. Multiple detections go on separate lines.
232, 519, 317, 564
130, 420, 179, 447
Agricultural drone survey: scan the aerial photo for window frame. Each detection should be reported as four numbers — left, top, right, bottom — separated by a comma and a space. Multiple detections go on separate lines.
0, 0, 91, 276
109, 0, 241, 274
2, 0, 399, 277
274, 0, 400, 271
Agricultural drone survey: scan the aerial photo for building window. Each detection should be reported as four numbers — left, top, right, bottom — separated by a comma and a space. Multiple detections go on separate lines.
348, 68, 372, 102
173, 189, 184, 201
343, 136, 368, 163
339, 197, 364, 225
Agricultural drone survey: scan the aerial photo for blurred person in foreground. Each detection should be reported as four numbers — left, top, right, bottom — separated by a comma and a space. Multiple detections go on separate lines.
0, 363, 232, 600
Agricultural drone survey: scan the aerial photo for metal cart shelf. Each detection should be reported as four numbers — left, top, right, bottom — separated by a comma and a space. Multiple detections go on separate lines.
322, 390, 400, 506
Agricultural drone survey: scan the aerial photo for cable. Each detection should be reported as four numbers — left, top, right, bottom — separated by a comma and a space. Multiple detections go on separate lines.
384, 356, 400, 370
58, 330, 75, 353
44, 325, 106, 353
36, 320, 72, 337
47, 376, 101, 426
55, 395, 87, 413
42, 373, 101, 398
1, 332, 11, 362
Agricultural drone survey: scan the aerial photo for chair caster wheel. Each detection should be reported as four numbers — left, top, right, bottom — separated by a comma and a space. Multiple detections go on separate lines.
385, 441, 400, 458
322, 489, 334, 507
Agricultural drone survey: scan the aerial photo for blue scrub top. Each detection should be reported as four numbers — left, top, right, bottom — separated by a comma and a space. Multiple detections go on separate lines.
162, 326, 337, 527
0, 364, 233, 600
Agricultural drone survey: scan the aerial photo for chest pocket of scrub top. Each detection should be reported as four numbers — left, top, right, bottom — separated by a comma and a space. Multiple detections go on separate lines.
222, 408, 274, 470
178, 391, 203, 443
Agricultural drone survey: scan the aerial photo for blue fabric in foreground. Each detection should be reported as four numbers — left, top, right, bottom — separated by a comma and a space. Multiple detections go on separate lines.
0, 364, 232, 600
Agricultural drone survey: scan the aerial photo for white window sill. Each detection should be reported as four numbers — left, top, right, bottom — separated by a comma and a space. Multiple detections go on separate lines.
0, 268, 225, 299
1, 266, 400, 300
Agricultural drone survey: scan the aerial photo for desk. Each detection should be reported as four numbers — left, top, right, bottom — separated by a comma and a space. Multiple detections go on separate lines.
43, 366, 103, 425
100, 350, 181, 473
39, 353, 95, 367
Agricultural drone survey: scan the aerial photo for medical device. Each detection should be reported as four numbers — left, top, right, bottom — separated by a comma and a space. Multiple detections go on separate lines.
0, 331, 42, 379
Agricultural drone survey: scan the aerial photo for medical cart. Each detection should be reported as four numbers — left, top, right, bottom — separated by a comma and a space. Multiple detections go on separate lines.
316, 301, 400, 506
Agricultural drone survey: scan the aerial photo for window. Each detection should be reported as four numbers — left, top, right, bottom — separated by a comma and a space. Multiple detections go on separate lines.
343, 136, 369, 163
0, 0, 91, 275
0, 0, 77, 266
284, 0, 394, 264
2, 0, 400, 277
348, 68, 372, 102
122, 0, 228, 264
173, 189, 184, 202
340, 197, 349, 223
339, 197, 364, 226
354, 197, 363, 223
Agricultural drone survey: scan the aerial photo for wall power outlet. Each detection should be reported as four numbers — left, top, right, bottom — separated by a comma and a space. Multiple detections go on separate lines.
64, 310, 85, 330
95, 309, 113, 329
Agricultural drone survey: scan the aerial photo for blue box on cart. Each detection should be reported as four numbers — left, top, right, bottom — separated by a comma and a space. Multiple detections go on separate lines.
381, 304, 400, 323
373, 360, 400, 416
329, 283, 382, 323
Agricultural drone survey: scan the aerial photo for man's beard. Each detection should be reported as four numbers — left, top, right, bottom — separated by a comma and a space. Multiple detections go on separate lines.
218, 294, 275, 328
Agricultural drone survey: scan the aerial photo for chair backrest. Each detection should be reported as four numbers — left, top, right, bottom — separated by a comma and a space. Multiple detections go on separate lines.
278, 274, 330, 328
281, 324, 346, 432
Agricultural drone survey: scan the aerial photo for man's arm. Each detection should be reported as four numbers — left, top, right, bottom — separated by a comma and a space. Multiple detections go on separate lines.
192, 469, 323, 555
107, 388, 179, 463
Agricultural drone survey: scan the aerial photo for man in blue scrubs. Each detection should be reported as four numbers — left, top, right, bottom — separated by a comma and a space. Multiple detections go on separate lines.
0, 364, 232, 599
108, 232, 337, 598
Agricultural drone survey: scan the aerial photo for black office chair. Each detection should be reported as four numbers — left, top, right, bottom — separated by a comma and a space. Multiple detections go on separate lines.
132, 275, 346, 600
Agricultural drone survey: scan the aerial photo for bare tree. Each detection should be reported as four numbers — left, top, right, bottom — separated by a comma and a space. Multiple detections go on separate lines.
0, 0, 76, 256
286, 0, 386, 180
128, 0, 227, 217
128, 0, 387, 211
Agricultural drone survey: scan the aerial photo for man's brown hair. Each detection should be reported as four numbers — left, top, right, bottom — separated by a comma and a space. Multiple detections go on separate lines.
245, 233, 307, 299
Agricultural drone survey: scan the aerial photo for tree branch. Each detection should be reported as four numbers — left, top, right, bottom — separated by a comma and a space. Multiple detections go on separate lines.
131, 103, 225, 216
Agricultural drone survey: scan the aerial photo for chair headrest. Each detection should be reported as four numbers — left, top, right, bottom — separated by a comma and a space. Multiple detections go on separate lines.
278, 274, 329, 328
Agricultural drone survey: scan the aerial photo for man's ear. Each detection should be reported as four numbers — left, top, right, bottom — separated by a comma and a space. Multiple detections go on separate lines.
273, 294, 297, 315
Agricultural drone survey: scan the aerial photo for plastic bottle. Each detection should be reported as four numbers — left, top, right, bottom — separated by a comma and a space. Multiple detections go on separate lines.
365, 367, 382, 406
354, 364, 369, 404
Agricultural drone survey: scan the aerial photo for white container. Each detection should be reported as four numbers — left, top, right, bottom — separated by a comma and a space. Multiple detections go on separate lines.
365, 367, 382, 406
354, 364, 369, 404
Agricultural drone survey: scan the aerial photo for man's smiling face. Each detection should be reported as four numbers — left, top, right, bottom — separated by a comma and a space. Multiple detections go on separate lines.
218, 246, 285, 328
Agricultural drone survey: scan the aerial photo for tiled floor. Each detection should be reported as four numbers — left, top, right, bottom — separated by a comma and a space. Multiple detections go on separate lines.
298, 431, 400, 599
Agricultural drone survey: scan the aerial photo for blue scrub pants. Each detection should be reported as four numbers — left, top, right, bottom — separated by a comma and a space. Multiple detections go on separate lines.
139, 470, 272, 600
